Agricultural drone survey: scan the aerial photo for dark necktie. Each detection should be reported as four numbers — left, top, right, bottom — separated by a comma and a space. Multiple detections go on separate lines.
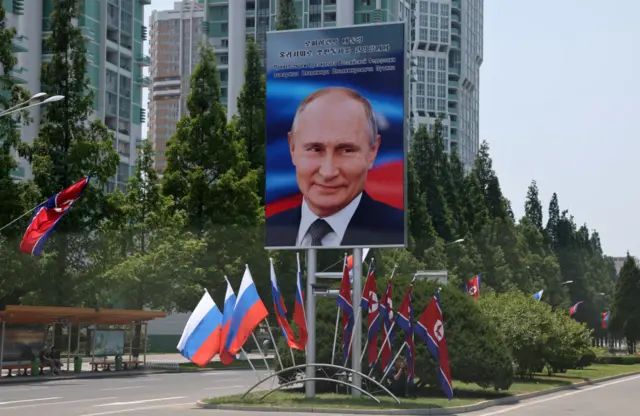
307, 219, 334, 246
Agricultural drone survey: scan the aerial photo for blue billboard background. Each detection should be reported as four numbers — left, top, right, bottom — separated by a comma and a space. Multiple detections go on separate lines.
265, 22, 406, 220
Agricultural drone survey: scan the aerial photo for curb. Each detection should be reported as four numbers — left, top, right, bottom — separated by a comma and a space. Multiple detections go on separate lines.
195, 370, 640, 415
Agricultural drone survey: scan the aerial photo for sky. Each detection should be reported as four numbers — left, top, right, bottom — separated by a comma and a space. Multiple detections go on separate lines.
143, 0, 640, 257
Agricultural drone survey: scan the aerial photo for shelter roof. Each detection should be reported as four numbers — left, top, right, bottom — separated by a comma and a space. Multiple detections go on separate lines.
0, 305, 166, 325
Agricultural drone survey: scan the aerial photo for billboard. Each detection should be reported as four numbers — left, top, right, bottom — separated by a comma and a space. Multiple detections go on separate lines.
2, 328, 45, 362
93, 329, 125, 356
264, 22, 407, 249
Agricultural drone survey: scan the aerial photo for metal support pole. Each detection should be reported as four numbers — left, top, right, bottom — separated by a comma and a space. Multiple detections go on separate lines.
129, 322, 134, 362
0, 321, 5, 376
66, 322, 72, 372
76, 324, 81, 354
305, 248, 317, 398
351, 248, 363, 398
143, 322, 148, 366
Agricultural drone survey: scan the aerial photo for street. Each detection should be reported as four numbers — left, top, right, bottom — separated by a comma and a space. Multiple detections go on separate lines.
0, 369, 270, 416
1, 371, 639, 415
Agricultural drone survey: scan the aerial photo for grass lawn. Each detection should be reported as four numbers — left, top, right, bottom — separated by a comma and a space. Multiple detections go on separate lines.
203, 364, 640, 410
180, 359, 275, 371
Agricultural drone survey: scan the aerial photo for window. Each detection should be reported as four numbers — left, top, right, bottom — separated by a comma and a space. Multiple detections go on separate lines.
420, 14, 428, 26
221, 23, 228, 33
417, 97, 425, 109
430, 2, 439, 14
427, 98, 435, 110
361, 0, 371, 5
441, 4, 449, 16
430, 29, 438, 42
362, 13, 371, 23
438, 58, 446, 70
438, 71, 446, 84
427, 84, 435, 97
430, 16, 438, 28
417, 83, 425, 96
440, 30, 449, 43
441, 17, 449, 27
427, 57, 435, 69
427, 70, 435, 83
437, 85, 445, 97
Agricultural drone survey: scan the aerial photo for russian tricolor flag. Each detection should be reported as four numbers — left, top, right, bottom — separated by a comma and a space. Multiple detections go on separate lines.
293, 253, 308, 349
569, 301, 583, 317
270, 258, 304, 350
533, 289, 544, 301
602, 311, 610, 329
219, 279, 237, 365
177, 290, 223, 367
226, 265, 269, 356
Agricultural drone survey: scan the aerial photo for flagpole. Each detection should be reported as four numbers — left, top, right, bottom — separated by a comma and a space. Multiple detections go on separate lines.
368, 321, 396, 377
264, 319, 285, 371
251, 331, 272, 374
240, 346, 261, 382
0, 204, 40, 233
379, 341, 407, 385
330, 307, 340, 365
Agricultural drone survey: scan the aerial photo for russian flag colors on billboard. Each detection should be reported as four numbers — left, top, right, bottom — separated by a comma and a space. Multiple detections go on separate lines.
226, 266, 269, 356
177, 291, 222, 367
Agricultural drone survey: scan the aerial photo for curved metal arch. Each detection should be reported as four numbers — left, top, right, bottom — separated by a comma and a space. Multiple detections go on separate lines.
241, 362, 400, 404
258, 377, 380, 403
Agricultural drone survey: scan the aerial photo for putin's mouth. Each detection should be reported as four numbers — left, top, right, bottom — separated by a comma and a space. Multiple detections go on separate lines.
313, 183, 344, 193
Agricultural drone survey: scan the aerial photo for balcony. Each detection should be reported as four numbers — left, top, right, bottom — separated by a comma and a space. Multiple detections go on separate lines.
448, 105, 458, 115
81, 27, 95, 41
448, 80, 458, 88
450, 120, 458, 128
451, 40, 461, 49
449, 65, 460, 75
135, 55, 151, 66
140, 0, 151, 4
9, 67, 28, 84
137, 76, 150, 87
136, 137, 143, 149
141, 25, 148, 41
140, 109, 146, 124
452, 0, 461, 10
11, 34, 28, 53
448, 93, 458, 101
12, 0, 25, 15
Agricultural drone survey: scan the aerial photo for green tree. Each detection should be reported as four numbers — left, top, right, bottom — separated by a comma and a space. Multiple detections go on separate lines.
235, 39, 266, 202
277, 0, 298, 30
0, 0, 35, 306
524, 180, 544, 231
545, 192, 560, 249
610, 254, 640, 352
98, 142, 206, 355
406, 150, 436, 260
18, 0, 118, 307
162, 42, 262, 302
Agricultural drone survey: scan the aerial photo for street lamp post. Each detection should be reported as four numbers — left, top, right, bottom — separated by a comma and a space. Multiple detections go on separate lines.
0, 94, 65, 119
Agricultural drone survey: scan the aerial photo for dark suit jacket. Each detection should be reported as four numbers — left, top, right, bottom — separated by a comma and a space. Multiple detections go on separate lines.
265, 192, 405, 248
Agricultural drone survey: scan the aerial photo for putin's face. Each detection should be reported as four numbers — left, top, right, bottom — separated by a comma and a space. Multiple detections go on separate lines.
288, 91, 380, 218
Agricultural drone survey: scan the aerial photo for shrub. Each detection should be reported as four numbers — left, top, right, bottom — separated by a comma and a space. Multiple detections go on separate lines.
479, 290, 593, 377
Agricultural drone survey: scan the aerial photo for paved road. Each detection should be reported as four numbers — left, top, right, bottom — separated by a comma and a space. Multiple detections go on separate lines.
0, 369, 270, 416
3, 371, 639, 415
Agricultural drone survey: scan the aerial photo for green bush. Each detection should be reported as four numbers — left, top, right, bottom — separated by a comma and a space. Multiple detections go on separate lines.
276, 278, 514, 393
479, 290, 592, 377
596, 355, 640, 365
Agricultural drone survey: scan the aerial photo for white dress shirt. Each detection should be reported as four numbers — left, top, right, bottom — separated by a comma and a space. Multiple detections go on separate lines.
296, 193, 363, 247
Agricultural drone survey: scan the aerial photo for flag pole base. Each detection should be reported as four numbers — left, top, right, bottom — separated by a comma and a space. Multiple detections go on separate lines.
241, 362, 401, 405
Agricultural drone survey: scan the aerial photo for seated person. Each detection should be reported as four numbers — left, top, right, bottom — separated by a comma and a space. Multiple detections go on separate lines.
40, 347, 61, 375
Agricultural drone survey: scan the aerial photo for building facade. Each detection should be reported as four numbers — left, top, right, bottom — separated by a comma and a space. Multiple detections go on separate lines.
194, 0, 482, 169
148, 1, 204, 175
5, 0, 150, 192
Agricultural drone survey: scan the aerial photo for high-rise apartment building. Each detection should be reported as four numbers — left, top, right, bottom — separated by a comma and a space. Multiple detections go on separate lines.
148, 1, 204, 175
196, 0, 482, 168
4, 0, 151, 192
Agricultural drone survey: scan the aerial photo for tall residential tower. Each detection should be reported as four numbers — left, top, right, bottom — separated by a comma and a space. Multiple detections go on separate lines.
148, 1, 204, 175
5, 0, 151, 192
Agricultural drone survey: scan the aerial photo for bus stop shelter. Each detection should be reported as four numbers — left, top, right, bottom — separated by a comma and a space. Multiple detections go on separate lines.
0, 305, 167, 375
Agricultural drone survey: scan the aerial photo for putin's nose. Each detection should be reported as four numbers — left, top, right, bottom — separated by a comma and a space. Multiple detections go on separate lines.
317, 154, 339, 181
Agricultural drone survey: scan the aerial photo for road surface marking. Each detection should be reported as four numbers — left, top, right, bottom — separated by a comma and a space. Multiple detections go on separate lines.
100, 385, 145, 391
0, 397, 117, 411
0, 397, 62, 405
79, 402, 195, 416
0, 386, 49, 393
203, 384, 245, 390
93, 396, 186, 407
478, 374, 640, 415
